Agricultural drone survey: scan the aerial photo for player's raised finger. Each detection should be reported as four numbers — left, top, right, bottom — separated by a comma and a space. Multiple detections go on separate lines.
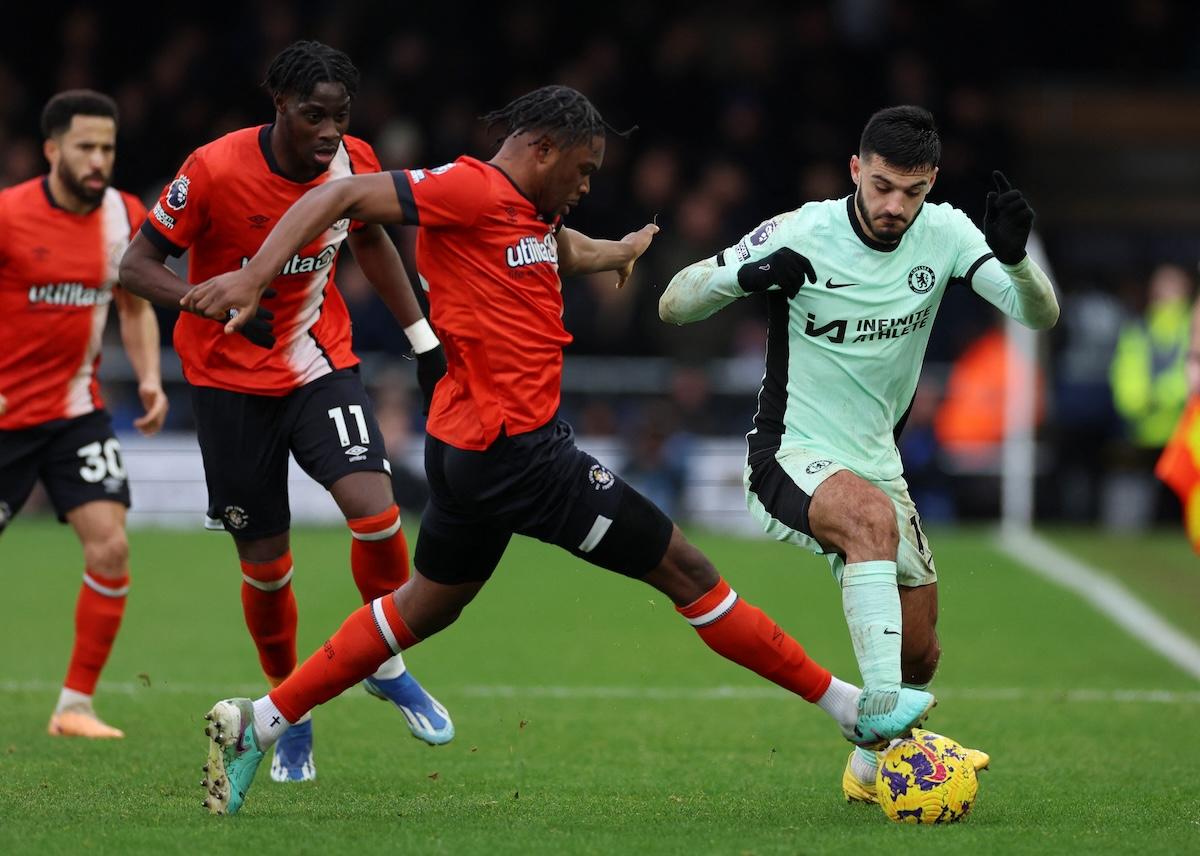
992, 170, 1012, 193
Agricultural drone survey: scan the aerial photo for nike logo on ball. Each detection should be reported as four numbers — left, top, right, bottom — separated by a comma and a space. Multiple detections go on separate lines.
825, 278, 857, 288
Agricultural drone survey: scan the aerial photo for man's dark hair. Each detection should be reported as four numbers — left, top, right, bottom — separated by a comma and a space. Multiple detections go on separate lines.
40, 90, 118, 138
263, 40, 360, 101
859, 105, 941, 171
481, 85, 631, 149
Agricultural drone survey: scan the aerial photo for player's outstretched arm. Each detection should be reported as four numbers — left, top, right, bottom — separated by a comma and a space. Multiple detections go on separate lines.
113, 287, 168, 435
975, 171, 1059, 330
661, 207, 817, 327
660, 255, 742, 324
182, 172, 404, 335
557, 224, 658, 289
120, 232, 277, 349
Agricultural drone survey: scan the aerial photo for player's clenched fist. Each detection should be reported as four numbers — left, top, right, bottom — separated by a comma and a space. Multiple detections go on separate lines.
984, 170, 1035, 265
738, 246, 817, 298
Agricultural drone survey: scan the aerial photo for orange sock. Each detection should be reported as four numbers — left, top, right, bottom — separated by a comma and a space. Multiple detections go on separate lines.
348, 505, 409, 602
240, 552, 298, 683
270, 595, 418, 722
677, 578, 831, 702
64, 570, 130, 695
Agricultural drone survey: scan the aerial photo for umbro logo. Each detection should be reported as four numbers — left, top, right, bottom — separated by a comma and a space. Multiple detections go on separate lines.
33, 246, 50, 261
825, 278, 857, 289
345, 445, 369, 457
247, 214, 270, 228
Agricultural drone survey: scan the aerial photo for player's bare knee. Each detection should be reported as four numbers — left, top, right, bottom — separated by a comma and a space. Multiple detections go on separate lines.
331, 471, 394, 520
84, 530, 129, 578
843, 489, 898, 557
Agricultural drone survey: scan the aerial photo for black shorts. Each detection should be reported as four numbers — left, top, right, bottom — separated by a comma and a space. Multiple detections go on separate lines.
191, 367, 389, 540
415, 418, 674, 584
0, 409, 131, 532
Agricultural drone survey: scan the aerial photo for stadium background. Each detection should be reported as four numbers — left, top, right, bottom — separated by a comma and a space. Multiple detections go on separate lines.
3, 3, 1200, 852
4, 1, 1200, 531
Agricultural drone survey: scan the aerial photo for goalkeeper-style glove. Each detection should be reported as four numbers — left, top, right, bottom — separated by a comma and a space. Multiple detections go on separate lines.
235, 288, 277, 349
415, 344, 447, 416
984, 171, 1035, 265
737, 247, 817, 298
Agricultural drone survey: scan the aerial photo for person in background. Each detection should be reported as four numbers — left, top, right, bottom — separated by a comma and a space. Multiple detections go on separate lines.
1109, 263, 1193, 526
0, 90, 168, 738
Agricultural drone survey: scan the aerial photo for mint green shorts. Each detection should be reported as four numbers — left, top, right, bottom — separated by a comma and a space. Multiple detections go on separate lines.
744, 445, 937, 587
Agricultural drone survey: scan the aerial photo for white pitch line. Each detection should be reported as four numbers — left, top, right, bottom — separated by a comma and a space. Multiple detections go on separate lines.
997, 528, 1200, 681
1, 679, 1198, 704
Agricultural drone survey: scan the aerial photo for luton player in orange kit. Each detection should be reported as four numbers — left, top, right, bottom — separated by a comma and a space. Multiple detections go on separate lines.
183, 85, 934, 815
0, 90, 169, 738
119, 41, 451, 783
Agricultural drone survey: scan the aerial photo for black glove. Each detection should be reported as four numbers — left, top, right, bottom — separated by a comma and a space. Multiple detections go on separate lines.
235, 289, 277, 350
984, 171, 1035, 265
414, 344, 447, 415
737, 247, 816, 299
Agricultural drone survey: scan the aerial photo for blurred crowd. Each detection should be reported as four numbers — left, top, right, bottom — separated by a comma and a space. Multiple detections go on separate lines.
4, 0, 1200, 524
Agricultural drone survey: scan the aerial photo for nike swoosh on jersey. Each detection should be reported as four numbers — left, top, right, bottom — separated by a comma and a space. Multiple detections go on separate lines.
825, 278, 858, 288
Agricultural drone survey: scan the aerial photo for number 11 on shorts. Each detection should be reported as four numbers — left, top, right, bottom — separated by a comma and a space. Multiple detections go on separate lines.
328, 405, 369, 447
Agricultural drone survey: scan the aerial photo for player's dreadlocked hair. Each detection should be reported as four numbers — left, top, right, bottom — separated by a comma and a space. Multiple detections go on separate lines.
859, 105, 941, 171
481, 85, 632, 149
263, 40, 360, 101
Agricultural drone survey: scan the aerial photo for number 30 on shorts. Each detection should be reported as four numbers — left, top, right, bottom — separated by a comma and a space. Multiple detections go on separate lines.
327, 405, 370, 447
77, 438, 126, 483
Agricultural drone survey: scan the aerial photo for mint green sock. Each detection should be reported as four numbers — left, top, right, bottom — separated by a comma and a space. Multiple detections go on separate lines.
852, 746, 880, 780
841, 560, 901, 708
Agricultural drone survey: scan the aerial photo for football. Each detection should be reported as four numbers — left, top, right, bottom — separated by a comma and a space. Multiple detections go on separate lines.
875, 729, 979, 824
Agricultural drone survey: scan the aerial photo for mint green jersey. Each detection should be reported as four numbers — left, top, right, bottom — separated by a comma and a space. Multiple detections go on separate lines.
668, 195, 1002, 481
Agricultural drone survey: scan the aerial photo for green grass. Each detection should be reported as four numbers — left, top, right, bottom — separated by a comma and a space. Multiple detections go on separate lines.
1, 521, 1197, 854
1041, 526, 1200, 638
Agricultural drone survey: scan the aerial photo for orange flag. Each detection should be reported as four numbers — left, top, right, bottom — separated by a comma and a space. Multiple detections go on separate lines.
1155, 395, 1200, 553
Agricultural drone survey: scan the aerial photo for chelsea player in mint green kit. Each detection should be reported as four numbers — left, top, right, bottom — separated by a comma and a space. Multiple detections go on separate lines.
660, 106, 1059, 804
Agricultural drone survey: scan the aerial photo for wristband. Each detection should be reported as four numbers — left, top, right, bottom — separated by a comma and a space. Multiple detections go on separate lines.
404, 318, 440, 354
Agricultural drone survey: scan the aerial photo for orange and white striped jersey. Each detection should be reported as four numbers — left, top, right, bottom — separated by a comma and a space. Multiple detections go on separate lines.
141, 125, 378, 396
0, 177, 144, 431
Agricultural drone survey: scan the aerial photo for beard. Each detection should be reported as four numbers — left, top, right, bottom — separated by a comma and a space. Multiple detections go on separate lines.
856, 187, 910, 243
58, 161, 109, 205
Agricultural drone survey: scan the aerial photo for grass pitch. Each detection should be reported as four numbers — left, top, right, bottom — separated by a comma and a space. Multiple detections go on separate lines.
1, 521, 1197, 854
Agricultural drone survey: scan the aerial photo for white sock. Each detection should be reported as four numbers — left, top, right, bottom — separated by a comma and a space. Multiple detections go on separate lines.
372, 652, 407, 681
251, 695, 291, 748
815, 675, 860, 734
55, 687, 92, 714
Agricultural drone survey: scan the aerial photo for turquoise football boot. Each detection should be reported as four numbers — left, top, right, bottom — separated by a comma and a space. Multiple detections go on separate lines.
848, 687, 936, 749
201, 698, 266, 815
